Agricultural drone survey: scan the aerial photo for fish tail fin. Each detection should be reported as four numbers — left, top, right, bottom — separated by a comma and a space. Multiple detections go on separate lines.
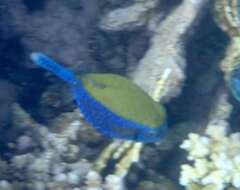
30, 52, 77, 85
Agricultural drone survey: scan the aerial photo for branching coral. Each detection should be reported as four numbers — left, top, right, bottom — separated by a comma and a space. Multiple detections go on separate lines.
7, 104, 98, 190
179, 92, 239, 190
86, 171, 125, 190
180, 124, 240, 190
100, 0, 209, 101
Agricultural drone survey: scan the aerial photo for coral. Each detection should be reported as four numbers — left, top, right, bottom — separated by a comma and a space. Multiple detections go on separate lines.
214, 0, 240, 36
0, 181, 13, 190
85, 171, 125, 190
100, 0, 209, 101
3, 0, 99, 70
180, 124, 240, 190
95, 141, 142, 178
104, 175, 125, 190
220, 37, 240, 76
2, 103, 131, 190
214, 1, 240, 102
99, 0, 158, 31
179, 93, 237, 190
151, 68, 172, 102
2, 104, 103, 190
0, 1, 228, 190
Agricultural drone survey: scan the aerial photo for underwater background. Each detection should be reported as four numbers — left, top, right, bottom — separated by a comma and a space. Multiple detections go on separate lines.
0, 0, 240, 190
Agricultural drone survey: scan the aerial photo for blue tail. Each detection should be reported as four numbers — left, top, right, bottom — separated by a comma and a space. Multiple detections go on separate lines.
30, 52, 77, 85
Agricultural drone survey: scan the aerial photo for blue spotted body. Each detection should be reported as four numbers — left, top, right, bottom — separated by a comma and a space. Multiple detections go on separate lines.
30, 52, 167, 142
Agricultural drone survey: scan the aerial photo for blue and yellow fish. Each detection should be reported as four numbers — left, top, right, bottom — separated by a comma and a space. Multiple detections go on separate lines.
30, 52, 167, 142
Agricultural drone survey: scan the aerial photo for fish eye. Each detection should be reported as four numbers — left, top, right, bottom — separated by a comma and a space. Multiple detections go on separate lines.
147, 130, 156, 137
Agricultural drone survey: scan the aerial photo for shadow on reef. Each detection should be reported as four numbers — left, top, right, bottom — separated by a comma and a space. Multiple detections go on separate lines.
22, 0, 47, 12
158, 0, 182, 15
167, 2, 229, 127
0, 80, 17, 159
0, 33, 50, 122
0, 33, 50, 159
91, 29, 150, 75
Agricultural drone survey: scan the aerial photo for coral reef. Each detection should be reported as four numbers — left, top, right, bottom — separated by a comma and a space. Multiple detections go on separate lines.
0, 0, 235, 190
179, 3, 240, 189
0, 102, 146, 190
10, 104, 94, 190
180, 123, 240, 190
214, 0, 240, 100
99, 0, 158, 31
179, 92, 238, 190
2, 0, 100, 71
100, 0, 209, 101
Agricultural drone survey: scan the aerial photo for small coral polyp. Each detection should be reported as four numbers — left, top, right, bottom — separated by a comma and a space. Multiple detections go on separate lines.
180, 123, 240, 190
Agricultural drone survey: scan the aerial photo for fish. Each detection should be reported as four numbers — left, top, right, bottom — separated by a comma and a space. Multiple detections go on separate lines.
30, 52, 167, 142
229, 62, 240, 101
